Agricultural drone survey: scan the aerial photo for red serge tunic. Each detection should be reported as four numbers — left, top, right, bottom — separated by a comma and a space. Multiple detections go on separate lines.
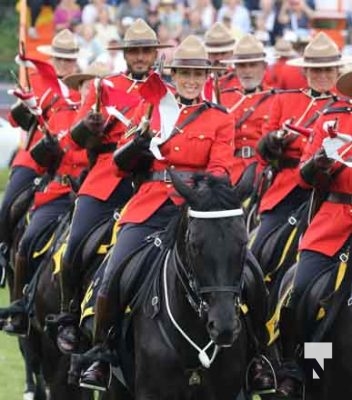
75, 74, 143, 201
298, 105, 352, 256
117, 100, 235, 225
258, 89, 340, 213
221, 86, 276, 184
33, 101, 88, 209
9, 72, 80, 175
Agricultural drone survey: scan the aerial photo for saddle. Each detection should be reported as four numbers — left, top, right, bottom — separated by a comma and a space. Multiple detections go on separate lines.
266, 256, 349, 346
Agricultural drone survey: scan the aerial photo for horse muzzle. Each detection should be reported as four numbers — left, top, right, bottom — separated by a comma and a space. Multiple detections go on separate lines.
207, 315, 242, 346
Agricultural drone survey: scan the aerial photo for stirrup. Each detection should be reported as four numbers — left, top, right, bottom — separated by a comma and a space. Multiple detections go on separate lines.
79, 361, 112, 392
246, 354, 277, 395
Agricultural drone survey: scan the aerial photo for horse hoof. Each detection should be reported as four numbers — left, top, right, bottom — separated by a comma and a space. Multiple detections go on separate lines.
79, 361, 111, 392
23, 390, 35, 400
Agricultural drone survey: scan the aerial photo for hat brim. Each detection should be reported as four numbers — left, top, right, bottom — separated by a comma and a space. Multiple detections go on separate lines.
63, 73, 96, 90
221, 56, 266, 64
336, 71, 352, 96
205, 44, 236, 54
286, 56, 352, 67
37, 45, 80, 59
107, 43, 173, 50
164, 63, 226, 70
274, 51, 298, 58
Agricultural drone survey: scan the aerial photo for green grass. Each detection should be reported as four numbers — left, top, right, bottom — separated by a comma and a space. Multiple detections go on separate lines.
0, 6, 18, 81
0, 288, 26, 399
0, 168, 10, 192
0, 166, 25, 399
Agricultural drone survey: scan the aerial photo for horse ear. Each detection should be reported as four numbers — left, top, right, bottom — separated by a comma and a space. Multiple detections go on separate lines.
233, 163, 256, 202
169, 169, 198, 204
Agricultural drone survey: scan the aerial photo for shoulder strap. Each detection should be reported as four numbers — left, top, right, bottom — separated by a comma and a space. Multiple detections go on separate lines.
323, 106, 352, 115
235, 90, 275, 129
170, 103, 210, 137
302, 96, 339, 127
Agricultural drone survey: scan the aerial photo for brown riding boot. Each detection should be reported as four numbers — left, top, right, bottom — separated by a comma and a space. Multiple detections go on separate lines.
56, 263, 80, 354
79, 295, 114, 392
3, 254, 29, 336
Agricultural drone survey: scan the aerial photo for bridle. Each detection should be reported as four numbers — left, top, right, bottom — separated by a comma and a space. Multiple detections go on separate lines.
162, 207, 246, 368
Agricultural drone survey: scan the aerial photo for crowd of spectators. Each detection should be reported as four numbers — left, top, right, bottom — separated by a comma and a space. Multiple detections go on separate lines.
27, 0, 351, 72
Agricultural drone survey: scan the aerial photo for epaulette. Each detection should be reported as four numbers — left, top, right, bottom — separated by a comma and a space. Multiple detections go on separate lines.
323, 106, 352, 115
204, 101, 228, 113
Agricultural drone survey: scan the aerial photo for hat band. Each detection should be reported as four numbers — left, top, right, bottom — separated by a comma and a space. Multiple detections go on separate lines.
123, 39, 160, 47
170, 58, 212, 67
232, 52, 266, 60
52, 46, 79, 54
205, 39, 236, 48
304, 54, 341, 63
234, 53, 265, 61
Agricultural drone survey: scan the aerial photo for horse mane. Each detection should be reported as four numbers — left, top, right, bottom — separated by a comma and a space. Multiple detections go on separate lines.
190, 173, 241, 211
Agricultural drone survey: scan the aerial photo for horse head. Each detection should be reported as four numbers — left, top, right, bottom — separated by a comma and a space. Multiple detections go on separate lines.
171, 171, 248, 347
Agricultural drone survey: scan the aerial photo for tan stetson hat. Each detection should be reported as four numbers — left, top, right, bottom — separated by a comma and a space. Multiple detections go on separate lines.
63, 62, 110, 90
108, 18, 172, 50
287, 32, 352, 68
37, 29, 80, 59
221, 34, 266, 64
204, 22, 236, 54
274, 38, 297, 58
165, 35, 224, 70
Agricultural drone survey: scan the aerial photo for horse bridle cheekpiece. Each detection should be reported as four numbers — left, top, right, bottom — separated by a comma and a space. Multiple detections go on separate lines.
163, 207, 245, 369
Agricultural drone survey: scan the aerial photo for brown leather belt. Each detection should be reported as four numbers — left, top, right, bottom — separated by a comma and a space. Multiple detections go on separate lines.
327, 192, 352, 204
234, 146, 256, 158
146, 170, 197, 183
53, 175, 71, 186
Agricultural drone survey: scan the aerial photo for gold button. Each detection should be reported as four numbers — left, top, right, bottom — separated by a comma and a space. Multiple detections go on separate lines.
199, 134, 205, 139
248, 95, 253, 99
174, 146, 180, 151
263, 115, 269, 120
170, 164, 176, 169
183, 110, 188, 114
243, 124, 247, 129
166, 184, 172, 188
244, 108, 248, 112
303, 138, 307, 142
243, 137, 247, 141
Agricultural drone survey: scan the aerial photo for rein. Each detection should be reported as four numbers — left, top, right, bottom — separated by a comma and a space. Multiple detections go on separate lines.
162, 207, 244, 368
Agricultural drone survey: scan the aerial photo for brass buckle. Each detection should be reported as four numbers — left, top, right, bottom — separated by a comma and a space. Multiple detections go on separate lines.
241, 146, 253, 159
163, 170, 172, 183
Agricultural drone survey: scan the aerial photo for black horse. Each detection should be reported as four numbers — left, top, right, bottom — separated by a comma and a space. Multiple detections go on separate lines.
114, 173, 264, 400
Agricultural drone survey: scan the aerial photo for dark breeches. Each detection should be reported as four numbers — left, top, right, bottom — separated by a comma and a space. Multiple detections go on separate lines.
0, 166, 38, 244
63, 178, 133, 268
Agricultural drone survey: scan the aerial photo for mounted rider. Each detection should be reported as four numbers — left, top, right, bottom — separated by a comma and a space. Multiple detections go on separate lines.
1, 29, 91, 335
78, 34, 235, 392
220, 34, 277, 187
251, 32, 351, 276
262, 37, 352, 398
55, 18, 174, 354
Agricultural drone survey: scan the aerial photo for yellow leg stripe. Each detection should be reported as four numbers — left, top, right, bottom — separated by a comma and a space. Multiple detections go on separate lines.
265, 283, 293, 346
33, 233, 55, 259
264, 226, 298, 282
52, 242, 67, 275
